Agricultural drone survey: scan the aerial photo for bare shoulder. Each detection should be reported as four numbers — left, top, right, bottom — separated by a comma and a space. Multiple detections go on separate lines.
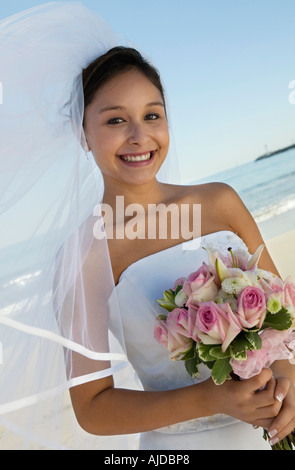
173, 181, 242, 224
187, 181, 237, 201
175, 181, 255, 237
179, 181, 243, 212
203, 181, 244, 211
187, 181, 254, 235
171, 181, 237, 200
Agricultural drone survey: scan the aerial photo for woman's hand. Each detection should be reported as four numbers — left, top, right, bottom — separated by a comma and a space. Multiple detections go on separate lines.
267, 376, 295, 445
206, 368, 283, 428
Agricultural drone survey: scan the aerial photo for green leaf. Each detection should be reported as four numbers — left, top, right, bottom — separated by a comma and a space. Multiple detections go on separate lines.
198, 343, 217, 362
241, 326, 260, 333
174, 284, 183, 295
156, 314, 168, 321
211, 358, 232, 385
229, 333, 252, 359
185, 356, 200, 378
203, 361, 215, 370
164, 289, 176, 302
210, 346, 231, 359
262, 308, 292, 331
232, 350, 247, 361
156, 301, 174, 312
181, 346, 196, 361
245, 331, 262, 350
156, 289, 177, 312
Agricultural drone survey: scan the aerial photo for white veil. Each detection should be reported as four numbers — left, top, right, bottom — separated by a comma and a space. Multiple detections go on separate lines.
0, 1, 178, 449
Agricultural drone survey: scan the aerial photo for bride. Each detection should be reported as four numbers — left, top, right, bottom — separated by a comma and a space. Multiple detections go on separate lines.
0, 2, 294, 450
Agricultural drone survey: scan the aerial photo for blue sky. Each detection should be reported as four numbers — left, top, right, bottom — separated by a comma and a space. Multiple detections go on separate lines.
1, 0, 295, 182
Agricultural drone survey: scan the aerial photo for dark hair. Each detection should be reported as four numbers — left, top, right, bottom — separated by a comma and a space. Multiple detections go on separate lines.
82, 46, 166, 111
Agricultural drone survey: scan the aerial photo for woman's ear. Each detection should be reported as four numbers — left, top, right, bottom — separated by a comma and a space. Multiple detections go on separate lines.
86, 139, 91, 152
82, 131, 91, 152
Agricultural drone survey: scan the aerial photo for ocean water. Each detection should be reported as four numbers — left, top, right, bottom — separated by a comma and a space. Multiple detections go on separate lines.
192, 148, 295, 240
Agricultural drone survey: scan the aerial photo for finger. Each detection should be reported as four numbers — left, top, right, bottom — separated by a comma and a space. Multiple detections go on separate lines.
254, 378, 279, 408
253, 400, 282, 420
251, 418, 273, 430
246, 368, 273, 392
263, 376, 276, 396
273, 377, 290, 404
268, 417, 295, 446
267, 393, 295, 444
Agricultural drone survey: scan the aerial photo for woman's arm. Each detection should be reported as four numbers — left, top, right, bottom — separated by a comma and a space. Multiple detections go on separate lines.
70, 374, 210, 435
70, 367, 279, 435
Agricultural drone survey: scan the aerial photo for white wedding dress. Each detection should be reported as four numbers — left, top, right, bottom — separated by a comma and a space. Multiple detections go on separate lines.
114, 230, 270, 450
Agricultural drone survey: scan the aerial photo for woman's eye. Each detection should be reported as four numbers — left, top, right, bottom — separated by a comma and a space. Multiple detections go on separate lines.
107, 114, 160, 125
107, 117, 124, 125
145, 113, 160, 121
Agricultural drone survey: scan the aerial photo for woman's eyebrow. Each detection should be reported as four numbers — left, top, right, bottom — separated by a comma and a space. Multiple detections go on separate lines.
98, 102, 165, 114
99, 105, 125, 114
146, 101, 165, 108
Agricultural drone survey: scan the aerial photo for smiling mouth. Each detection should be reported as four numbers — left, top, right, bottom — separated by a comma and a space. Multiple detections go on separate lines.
119, 151, 155, 162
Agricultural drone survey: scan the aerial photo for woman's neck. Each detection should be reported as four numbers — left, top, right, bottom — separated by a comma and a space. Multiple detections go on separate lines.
102, 176, 172, 209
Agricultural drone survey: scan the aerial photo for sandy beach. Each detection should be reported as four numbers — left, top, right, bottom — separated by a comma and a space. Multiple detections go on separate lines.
265, 229, 295, 279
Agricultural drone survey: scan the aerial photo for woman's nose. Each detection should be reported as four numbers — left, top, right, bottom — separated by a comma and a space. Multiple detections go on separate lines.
127, 122, 149, 146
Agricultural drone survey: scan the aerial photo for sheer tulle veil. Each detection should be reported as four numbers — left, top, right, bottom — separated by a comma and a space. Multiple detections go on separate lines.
0, 2, 179, 449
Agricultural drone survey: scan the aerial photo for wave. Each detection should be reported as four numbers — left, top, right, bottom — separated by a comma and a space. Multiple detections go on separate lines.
252, 197, 295, 222
238, 169, 295, 198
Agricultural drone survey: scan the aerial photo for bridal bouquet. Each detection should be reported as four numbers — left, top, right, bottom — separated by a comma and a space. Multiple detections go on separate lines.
154, 243, 295, 450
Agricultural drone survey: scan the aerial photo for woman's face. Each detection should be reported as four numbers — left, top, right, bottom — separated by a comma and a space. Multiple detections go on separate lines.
83, 68, 169, 187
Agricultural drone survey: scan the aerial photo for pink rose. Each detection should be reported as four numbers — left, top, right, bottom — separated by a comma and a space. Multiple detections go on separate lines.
237, 286, 267, 329
183, 263, 219, 304
154, 320, 170, 349
166, 308, 191, 338
190, 301, 242, 352
154, 316, 193, 360
230, 348, 268, 380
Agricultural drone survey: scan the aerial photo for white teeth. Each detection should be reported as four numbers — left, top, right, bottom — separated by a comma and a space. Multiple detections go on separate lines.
120, 152, 152, 162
